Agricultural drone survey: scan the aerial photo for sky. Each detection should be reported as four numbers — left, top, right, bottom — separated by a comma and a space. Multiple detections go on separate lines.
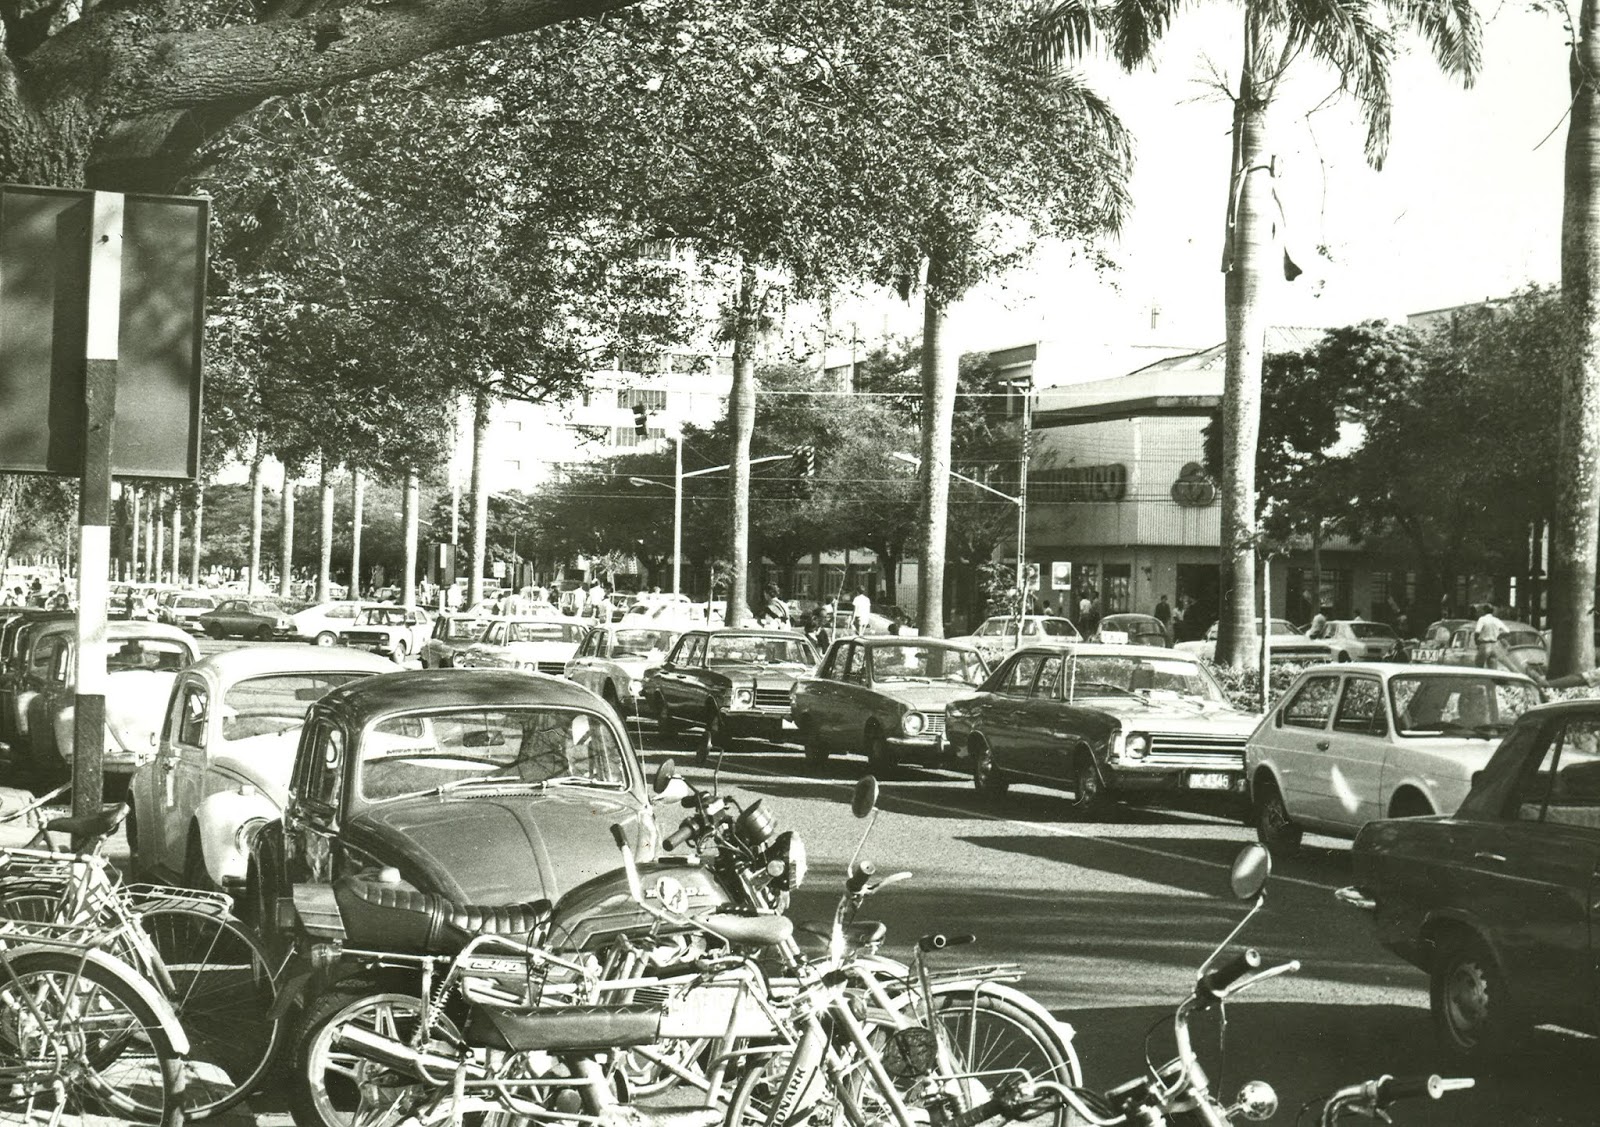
927, 1, 1571, 384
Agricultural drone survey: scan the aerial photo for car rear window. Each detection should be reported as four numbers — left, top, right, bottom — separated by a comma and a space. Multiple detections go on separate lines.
222, 672, 372, 742
1389, 675, 1539, 738
1504, 630, 1543, 649
508, 622, 585, 644
1347, 624, 1396, 639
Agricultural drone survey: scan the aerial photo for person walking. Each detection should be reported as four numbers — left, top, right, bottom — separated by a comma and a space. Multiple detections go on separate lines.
1308, 604, 1331, 639
761, 583, 791, 628
851, 587, 872, 635
1472, 603, 1508, 668
1153, 594, 1172, 641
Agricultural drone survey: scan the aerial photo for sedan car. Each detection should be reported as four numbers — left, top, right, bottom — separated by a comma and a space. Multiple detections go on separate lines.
127, 646, 397, 893
462, 617, 589, 675
946, 644, 1258, 815
196, 597, 296, 641
1090, 613, 1170, 648
643, 629, 819, 763
1344, 698, 1600, 1061
1176, 619, 1338, 664
1316, 620, 1406, 662
420, 614, 490, 668
247, 670, 660, 944
291, 600, 390, 647
791, 637, 987, 772
565, 623, 680, 716
339, 605, 433, 662
156, 590, 218, 633
1247, 663, 1542, 850
947, 615, 1081, 663
0, 609, 72, 765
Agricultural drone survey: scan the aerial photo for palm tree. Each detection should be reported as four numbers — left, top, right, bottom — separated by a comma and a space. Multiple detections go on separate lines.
1030, 0, 1480, 668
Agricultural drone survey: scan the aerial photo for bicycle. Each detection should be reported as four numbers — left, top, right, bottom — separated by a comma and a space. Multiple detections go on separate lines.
0, 868, 189, 1125
0, 783, 284, 1119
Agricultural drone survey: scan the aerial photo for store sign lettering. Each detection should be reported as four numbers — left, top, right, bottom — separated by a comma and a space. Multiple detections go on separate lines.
1171, 462, 1217, 507
1035, 463, 1128, 502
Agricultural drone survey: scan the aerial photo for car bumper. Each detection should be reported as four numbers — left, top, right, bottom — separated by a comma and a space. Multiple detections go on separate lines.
885, 734, 947, 760
1103, 764, 1247, 795
723, 709, 793, 735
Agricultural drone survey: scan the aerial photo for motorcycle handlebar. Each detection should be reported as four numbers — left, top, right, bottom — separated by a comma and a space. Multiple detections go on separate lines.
919, 932, 977, 952
665, 821, 695, 851
1378, 1075, 1471, 1105
1198, 947, 1261, 1000
846, 861, 876, 893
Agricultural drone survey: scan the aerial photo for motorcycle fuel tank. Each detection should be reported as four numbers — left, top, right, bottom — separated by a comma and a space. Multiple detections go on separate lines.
547, 858, 732, 951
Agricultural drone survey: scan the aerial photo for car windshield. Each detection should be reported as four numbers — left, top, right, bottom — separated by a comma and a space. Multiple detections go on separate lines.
507, 622, 585, 644
1389, 675, 1540, 738
1504, 630, 1544, 650
1065, 655, 1225, 703
102, 640, 191, 672
1268, 620, 1304, 636
707, 636, 815, 666
1347, 623, 1397, 639
442, 619, 489, 643
612, 629, 676, 658
223, 672, 373, 741
358, 706, 629, 802
871, 644, 986, 685
247, 601, 284, 615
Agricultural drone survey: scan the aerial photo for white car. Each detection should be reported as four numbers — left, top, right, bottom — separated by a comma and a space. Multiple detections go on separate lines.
290, 600, 390, 646
462, 617, 589, 675
1175, 619, 1339, 664
1245, 663, 1543, 849
126, 646, 396, 895
158, 590, 218, 633
565, 623, 681, 715
338, 605, 433, 662
947, 615, 1081, 663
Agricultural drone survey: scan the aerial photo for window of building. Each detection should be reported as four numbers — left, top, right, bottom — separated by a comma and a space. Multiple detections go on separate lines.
792, 570, 815, 599
1102, 564, 1131, 614
610, 427, 668, 447
617, 389, 669, 410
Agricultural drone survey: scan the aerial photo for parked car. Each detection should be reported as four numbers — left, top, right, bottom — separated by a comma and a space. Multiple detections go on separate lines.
420, 614, 491, 668
622, 600, 726, 628
791, 636, 988, 773
339, 605, 433, 663
290, 601, 390, 647
28, 622, 199, 789
1314, 620, 1406, 662
946, 643, 1257, 814
946, 615, 1081, 663
246, 670, 661, 942
565, 623, 680, 716
196, 597, 296, 641
1408, 619, 1475, 661
1, 615, 80, 780
1176, 618, 1339, 664
1248, 663, 1542, 851
158, 590, 218, 633
0, 610, 72, 764
462, 617, 589, 675
1401, 619, 1548, 679
827, 607, 916, 637
1344, 697, 1600, 1061
1090, 613, 1170, 648
126, 646, 397, 894
642, 628, 819, 763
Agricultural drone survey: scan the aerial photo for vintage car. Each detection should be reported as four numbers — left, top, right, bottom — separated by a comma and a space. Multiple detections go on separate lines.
24, 621, 199, 788
1176, 618, 1339, 664
246, 669, 661, 942
1315, 620, 1406, 662
0, 610, 72, 765
419, 614, 490, 668
196, 597, 297, 641
339, 604, 433, 662
126, 646, 396, 891
291, 600, 391, 647
643, 628, 819, 763
1246, 663, 1542, 850
565, 623, 680, 716
946, 615, 1081, 663
1410, 619, 1474, 659
158, 590, 218, 633
791, 636, 988, 772
462, 616, 588, 675
1343, 698, 1600, 1061
1404, 619, 1548, 678
1090, 613, 1170, 648
946, 643, 1258, 814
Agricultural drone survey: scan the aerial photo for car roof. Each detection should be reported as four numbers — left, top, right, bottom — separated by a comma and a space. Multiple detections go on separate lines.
105, 621, 199, 646
1100, 613, 1162, 626
1301, 661, 1536, 680
319, 669, 602, 720
852, 635, 978, 653
696, 628, 808, 639
187, 645, 397, 682
1008, 642, 1194, 661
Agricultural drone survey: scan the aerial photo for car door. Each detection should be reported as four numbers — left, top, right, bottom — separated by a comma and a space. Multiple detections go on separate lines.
800, 642, 846, 747
284, 718, 345, 887
830, 643, 870, 745
1265, 673, 1342, 831
162, 679, 210, 870
983, 652, 1046, 776
659, 634, 705, 715
1019, 652, 1068, 782
1319, 674, 1389, 831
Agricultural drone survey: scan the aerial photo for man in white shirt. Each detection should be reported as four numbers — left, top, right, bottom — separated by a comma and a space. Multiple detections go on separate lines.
1473, 603, 1507, 668
851, 588, 872, 635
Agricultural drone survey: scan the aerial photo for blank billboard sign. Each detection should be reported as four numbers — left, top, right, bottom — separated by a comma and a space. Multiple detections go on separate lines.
0, 184, 206, 478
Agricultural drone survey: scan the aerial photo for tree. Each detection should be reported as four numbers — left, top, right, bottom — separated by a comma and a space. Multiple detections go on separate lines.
1033, 0, 1481, 665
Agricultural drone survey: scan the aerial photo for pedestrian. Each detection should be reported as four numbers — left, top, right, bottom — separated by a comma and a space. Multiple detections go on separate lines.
1472, 602, 1508, 668
1171, 595, 1187, 641
761, 583, 791, 628
587, 578, 607, 619
1351, 607, 1365, 621
1153, 594, 1172, 640
1082, 596, 1102, 637
851, 587, 872, 634
1308, 604, 1331, 639
1077, 588, 1092, 624
808, 608, 832, 651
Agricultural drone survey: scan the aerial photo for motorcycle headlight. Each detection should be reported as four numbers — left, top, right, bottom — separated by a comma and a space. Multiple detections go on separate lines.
733, 799, 778, 850
767, 830, 806, 891
1122, 731, 1150, 760
901, 712, 926, 737
734, 688, 753, 708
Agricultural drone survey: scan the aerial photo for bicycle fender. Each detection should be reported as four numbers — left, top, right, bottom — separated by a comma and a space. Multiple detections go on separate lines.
6, 945, 191, 1057
932, 978, 1080, 1083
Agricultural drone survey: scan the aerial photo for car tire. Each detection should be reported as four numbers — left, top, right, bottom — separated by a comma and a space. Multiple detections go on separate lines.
1432, 933, 1521, 1064
800, 715, 828, 769
1253, 778, 1302, 853
206, 623, 225, 640
697, 709, 723, 766
1335, 650, 1351, 662
392, 639, 408, 664
603, 683, 625, 719
972, 740, 1008, 801
255, 624, 273, 641
314, 631, 337, 647
652, 694, 679, 737
125, 806, 154, 882
864, 726, 898, 777
1067, 749, 1109, 819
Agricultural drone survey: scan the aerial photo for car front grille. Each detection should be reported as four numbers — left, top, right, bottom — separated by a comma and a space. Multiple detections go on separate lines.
345, 632, 386, 646
538, 661, 567, 675
1147, 733, 1247, 767
922, 712, 946, 736
753, 687, 791, 711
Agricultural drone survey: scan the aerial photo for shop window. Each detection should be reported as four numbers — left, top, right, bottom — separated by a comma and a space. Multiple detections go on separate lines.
1102, 564, 1131, 614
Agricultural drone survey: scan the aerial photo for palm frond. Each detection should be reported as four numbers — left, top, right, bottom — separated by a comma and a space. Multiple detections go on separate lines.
1044, 67, 1135, 169
1101, 0, 1188, 69
1286, 0, 1397, 166
1393, 0, 1483, 86
1011, 0, 1098, 69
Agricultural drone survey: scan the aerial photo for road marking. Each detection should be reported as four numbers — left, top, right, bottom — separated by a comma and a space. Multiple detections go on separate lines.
726, 762, 1345, 894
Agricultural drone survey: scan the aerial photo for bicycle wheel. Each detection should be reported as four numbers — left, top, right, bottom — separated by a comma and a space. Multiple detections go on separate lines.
928, 988, 1079, 1127
0, 948, 185, 1126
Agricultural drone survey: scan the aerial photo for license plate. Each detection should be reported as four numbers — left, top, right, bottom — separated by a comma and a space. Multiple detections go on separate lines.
781, 719, 797, 730
1188, 772, 1233, 791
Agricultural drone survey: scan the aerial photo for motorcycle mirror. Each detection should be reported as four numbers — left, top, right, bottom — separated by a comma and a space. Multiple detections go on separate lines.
653, 759, 678, 795
852, 776, 879, 819
1229, 844, 1272, 900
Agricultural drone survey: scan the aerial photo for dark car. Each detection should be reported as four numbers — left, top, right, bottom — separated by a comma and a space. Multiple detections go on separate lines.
248, 669, 660, 942
0, 609, 72, 755
791, 636, 988, 772
0, 613, 75, 775
946, 643, 1259, 815
642, 629, 818, 763
196, 597, 296, 641
1345, 698, 1600, 1062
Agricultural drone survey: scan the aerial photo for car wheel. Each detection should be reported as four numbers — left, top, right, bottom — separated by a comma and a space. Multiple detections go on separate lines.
392, 639, 408, 664
652, 694, 679, 737
314, 631, 337, 647
1253, 778, 1302, 853
1335, 650, 1351, 662
697, 709, 723, 766
1432, 933, 1521, 1063
864, 726, 898, 777
125, 807, 153, 882
971, 740, 1008, 801
206, 623, 225, 640
255, 624, 273, 641
1068, 749, 1109, 818
603, 683, 625, 719
800, 715, 828, 769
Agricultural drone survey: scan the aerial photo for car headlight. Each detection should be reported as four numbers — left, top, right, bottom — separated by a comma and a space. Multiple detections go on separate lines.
734, 688, 753, 708
766, 830, 806, 891
1121, 731, 1150, 760
518, 660, 538, 672
629, 679, 643, 696
901, 712, 926, 737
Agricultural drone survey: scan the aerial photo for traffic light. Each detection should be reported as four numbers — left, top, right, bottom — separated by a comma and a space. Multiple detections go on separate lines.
791, 445, 817, 497
632, 403, 649, 437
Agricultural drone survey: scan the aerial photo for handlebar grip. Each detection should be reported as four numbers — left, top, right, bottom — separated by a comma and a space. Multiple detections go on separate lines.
610, 823, 630, 850
919, 932, 978, 952
1376, 1076, 1440, 1105
664, 822, 694, 851
846, 861, 876, 893
1199, 948, 1262, 999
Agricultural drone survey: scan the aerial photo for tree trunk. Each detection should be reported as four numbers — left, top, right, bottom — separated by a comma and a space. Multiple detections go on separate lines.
469, 390, 491, 608
727, 257, 759, 628
170, 491, 182, 582
316, 459, 334, 604
350, 469, 365, 599
403, 468, 420, 609
1553, 0, 1600, 676
130, 485, 142, 582
144, 487, 156, 584
279, 473, 295, 599
0, 476, 21, 573
153, 489, 166, 584
917, 254, 957, 639
189, 484, 203, 586
1215, 37, 1272, 670
247, 458, 264, 595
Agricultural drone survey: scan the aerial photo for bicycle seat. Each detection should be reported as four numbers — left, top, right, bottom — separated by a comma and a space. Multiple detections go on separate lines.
334, 874, 552, 955
44, 803, 127, 844
465, 1003, 661, 1053
700, 913, 794, 948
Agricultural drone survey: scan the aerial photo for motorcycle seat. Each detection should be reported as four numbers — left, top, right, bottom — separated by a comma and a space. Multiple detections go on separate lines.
333, 874, 552, 955
700, 913, 794, 948
798, 920, 888, 951
466, 1003, 662, 1052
